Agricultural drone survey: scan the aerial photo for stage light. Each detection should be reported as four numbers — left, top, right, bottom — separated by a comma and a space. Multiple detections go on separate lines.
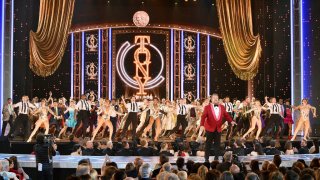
98, 29, 101, 99
71, 33, 74, 98
82, 31, 84, 94
108, 28, 112, 99
0, 0, 4, 134
290, 0, 294, 134
300, 0, 303, 100
196, 33, 200, 99
170, 29, 174, 100
181, 31, 184, 98
10, 0, 14, 100
207, 35, 210, 97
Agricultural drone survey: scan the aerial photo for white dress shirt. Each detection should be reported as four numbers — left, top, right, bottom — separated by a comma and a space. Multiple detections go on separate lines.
76, 100, 91, 111
224, 102, 233, 113
212, 104, 220, 117
267, 103, 282, 114
126, 102, 142, 113
13, 101, 36, 115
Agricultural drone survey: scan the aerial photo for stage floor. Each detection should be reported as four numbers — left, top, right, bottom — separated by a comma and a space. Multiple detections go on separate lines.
0, 153, 318, 169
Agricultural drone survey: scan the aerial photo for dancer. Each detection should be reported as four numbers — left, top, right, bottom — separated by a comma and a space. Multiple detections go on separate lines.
13, 96, 36, 140
49, 100, 64, 136
136, 99, 151, 136
185, 100, 199, 136
200, 93, 236, 161
223, 96, 234, 140
261, 96, 283, 138
27, 99, 57, 142
141, 98, 162, 141
291, 99, 317, 141
91, 99, 123, 141
283, 100, 294, 139
120, 96, 142, 140
241, 100, 267, 140
160, 100, 176, 137
1, 98, 16, 137
74, 94, 91, 137
57, 100, 77, 139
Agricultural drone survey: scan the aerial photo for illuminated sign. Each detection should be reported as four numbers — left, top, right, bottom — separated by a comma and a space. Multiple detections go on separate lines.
116, 35, 165, 95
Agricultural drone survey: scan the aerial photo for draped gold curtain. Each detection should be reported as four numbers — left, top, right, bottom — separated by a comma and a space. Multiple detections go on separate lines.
216, 0, 262, 80
29, 0, 75, 77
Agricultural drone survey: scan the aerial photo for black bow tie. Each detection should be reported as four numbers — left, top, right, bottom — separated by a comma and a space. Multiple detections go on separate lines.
214, 104, 219, 107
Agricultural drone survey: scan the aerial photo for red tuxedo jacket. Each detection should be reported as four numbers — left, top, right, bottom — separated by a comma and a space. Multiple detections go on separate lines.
200, 104, 233, 132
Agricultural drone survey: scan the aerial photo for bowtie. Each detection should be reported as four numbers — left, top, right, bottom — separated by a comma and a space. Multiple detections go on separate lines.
214, 104, 219, 107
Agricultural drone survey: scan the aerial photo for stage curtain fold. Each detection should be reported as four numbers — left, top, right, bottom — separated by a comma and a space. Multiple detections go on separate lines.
29, 0, 75, 77
216, 0, 262, 80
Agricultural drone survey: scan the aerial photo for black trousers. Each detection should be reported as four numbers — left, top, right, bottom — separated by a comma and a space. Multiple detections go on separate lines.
121, 112, 138, 140
169, 115, 187, 138
110, 116, 118, 140
205, 130, 221, 161
37, 167, 53, 180
75, 110, 89, 137
1, 115, 13, 136
13, 114, 30, 139
261, 114, 282, 136
226, 112, 233, 140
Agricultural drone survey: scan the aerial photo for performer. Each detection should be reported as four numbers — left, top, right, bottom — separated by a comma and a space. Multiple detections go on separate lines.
167, 98, 191, 139
261, 96, 283, 138
1, 98, 16, 137
49, 100, 64, 136
110, 99, 121, 140
136, 99, 151, 136
27, 99, 57, 142
57, 100, 77, 138
120, 96, 142, 140
12, 96, 36, 140
200, 93, 235, 161
91, 99, 122, 141
241, 100, 267, 140
291, 99, 317, 141
185, 100, 199, 136
223, 96, 234, 140
160, 100, 176, 137
75, 94, 91, 137
283, 100, 294, 139
141, 98, 162, 141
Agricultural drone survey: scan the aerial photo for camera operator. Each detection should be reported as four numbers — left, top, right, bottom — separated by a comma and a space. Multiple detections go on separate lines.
34, 133, 56, 180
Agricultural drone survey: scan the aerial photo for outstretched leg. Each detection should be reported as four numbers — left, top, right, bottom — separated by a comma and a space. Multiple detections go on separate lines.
27, 120, 42, 142
91, 120, 104, 141
105, 120, 113, 141
242, 116, 257, 139
291, 119, 303, 140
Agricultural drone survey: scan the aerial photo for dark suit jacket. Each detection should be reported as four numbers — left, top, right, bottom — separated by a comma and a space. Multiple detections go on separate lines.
82, 148, 94, 156
299, 147, 309, 154
116, 148, 134, 156
102, 148, 115, 156
264, 147, 281, 155
159, 151, 174, 156
216, 162, 232, 173
137, 147, 154, 156
200, 104, 233, 132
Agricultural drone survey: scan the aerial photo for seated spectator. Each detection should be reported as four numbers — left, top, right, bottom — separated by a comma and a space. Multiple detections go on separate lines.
310, 158, 320, 169
90, 169, 99, 180
309, 138, 319, 154
261, 161, 270, 171
176, 157, 186, 171
137, 140, 153, 156
151, 154, 169, 178
76, 163, 90, 177
249, 160, 260, 176
269, 171, 283, 179
116, 141, 133, 156
232, 139, 246, 156
285, 170, 299, 180
273, 155, 282, 168
82, 141, 94, 156
156, 171, 169, 180
264, 140, 280, 155
187, 174, 202, 180
210, 160, 220, 170
186, 160, 195, 175
177, 171, 188, 180
101, 166, 118, 180
267, 163, 278, 173
298, 139, 309, 154
159, 143, 174, 156
103, 141, 115, 156
197, 165, 208, 180
139, 163, 151, 180
112, 170, 127, 180
161, 162, 172, 172
71, 144, 82, 156
284, 141, 294, 155
124, 163, 135, 178
217, 151, 233, 173
64, 134, 77, 155
205, 169, 221, 180
9, 156, 29, 180
174, 145, 190, 157
0, 159, 18, 180
245, 172, 259, 180
220, 171, 234, 180
249, 143, 265, 156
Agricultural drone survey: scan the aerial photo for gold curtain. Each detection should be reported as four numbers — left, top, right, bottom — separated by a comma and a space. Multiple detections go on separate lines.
216, 0, 262, 80
29, 0, 75, 77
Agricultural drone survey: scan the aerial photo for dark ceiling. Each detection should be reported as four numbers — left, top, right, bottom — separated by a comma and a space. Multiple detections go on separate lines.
71, 0, 219, 34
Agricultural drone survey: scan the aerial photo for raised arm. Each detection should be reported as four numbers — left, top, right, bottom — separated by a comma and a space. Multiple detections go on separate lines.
243, 108, 256, 115
47, 107, 56, 116
309, 105, 317, 117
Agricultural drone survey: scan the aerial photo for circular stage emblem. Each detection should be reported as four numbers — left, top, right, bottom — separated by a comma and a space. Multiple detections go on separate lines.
116, 36, 165, 95
133, 11, 150, 27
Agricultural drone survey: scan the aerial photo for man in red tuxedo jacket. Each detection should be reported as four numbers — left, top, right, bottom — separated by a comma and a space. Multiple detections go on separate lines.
200, 93, 236, 162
